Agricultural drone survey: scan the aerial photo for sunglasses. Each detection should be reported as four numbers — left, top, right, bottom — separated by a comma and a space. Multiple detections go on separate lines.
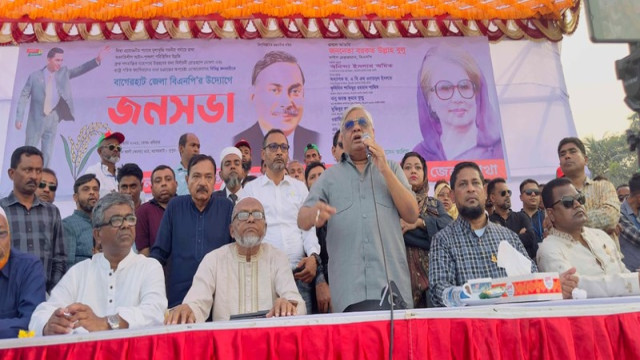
264, 143, 290, 152
344, 117, 369, 131
105, 144, 122, 152
499, 190, 512, 197
38, 182, 57, 192
551, 193, 586, 209
523, 189, 541, 196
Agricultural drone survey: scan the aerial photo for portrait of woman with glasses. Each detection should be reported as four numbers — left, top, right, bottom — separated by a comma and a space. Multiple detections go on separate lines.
413, 45, 504, 162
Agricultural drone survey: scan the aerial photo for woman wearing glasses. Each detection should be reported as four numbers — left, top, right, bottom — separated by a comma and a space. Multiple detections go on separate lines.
400, 152, 452, 307
414, 45, 503, 162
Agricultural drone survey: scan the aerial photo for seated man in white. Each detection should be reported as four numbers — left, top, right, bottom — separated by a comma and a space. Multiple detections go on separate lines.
166, 197, 305, 323
537, 178, 639, 298
30, 193, 167, 335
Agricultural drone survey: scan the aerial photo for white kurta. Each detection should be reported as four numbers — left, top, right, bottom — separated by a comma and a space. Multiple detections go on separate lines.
537, 227, 640, 298
183, 243, 305, 322
29, 251, 167, 335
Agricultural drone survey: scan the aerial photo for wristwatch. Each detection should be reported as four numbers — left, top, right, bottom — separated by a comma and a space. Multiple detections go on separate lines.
107, 314, 120, 330
311, 253, 321, 266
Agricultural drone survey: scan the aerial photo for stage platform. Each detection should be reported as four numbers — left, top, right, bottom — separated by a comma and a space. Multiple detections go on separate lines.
2, 296, 639, 359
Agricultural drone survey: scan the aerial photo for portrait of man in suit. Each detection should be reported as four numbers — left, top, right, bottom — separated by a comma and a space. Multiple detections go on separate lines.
233, 51, 320, 164
15, 46, 110, 167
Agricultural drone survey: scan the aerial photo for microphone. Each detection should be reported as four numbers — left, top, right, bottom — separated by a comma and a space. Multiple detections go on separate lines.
362, 132, 372, 157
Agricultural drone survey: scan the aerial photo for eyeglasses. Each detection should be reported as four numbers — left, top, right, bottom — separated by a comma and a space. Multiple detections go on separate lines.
97, 214, 137, 228
499, 190, 512, 197
104, 144, 122, 152
551, 193, 586, 209
343, 117, 369, 131
264, 143, 290, 152
234, 211, 265, 222
38, 182, 57, 192
430, 80, 476, 100
523, 189, 541, 196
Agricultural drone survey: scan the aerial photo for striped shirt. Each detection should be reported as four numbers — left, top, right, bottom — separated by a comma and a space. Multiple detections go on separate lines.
581, 178, 621, 248
582, 178, 620, 231
428, 214, 537, 307
0, 192, 66, 292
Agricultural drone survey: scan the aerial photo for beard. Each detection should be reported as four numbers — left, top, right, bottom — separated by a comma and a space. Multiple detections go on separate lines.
78, 199, 95, 214
459, 204, 484, 220
236, 234, 262, 248
224, 173, 242, 189
242, 161, 251, 173
269, 159, 286, 172
106, 155, 120, 164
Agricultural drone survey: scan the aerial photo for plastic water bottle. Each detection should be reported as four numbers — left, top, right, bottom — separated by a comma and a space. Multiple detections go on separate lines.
442, 286, 466, 307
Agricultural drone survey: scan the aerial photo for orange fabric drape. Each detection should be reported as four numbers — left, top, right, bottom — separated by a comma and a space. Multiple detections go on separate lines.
0, 0, 577, 22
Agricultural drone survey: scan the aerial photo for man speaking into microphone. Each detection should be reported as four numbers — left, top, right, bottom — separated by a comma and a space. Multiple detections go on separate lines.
298, 104, 419, 312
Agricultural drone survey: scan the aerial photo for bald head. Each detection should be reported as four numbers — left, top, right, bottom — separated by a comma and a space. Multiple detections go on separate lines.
0, 207, 10, 267
232, 197, 264, 220
0, 207, 7, 233
230, 197, 267, 248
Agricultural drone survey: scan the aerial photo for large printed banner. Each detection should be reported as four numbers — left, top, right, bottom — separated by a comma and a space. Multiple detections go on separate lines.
1, 37, 506, 197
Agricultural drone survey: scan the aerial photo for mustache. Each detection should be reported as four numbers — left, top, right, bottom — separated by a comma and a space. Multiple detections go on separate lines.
196, 186, 209, 193
107, 155, 120, 163
274, 107, 299, 117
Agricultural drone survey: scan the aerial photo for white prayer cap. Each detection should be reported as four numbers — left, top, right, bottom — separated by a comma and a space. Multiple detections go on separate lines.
219, 146, 242, 165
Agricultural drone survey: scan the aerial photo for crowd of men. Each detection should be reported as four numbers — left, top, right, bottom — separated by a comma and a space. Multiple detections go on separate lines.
2, 103, 640, 338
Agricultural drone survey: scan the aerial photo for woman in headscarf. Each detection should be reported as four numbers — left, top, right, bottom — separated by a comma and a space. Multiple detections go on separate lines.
400, 152, 452, 307
414, 45, 503, 161
434, 179, 459, 220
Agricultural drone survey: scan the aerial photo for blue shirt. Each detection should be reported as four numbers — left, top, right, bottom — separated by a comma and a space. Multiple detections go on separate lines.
174, 164, 189, 196
520, 208, 546, 243
0, 248, 46, 339
150, 195, 233, 307
619, 199, 640, 271
621, 199, 640, 229
62, 210, 94, 268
